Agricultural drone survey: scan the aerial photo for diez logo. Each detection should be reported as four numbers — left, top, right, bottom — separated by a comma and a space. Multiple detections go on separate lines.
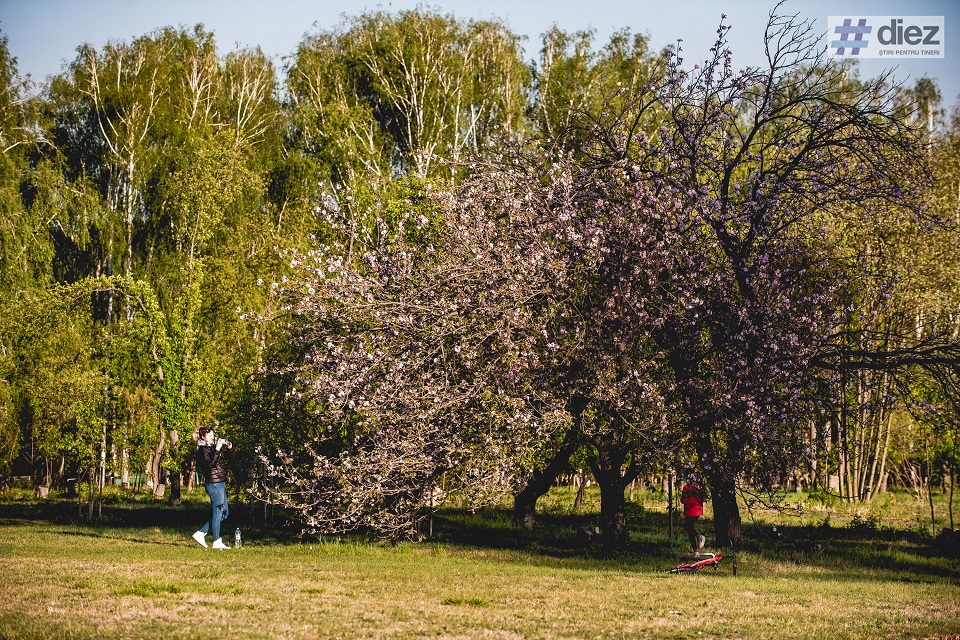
828, 16, 944, 58
877, 19, 941, 45
831, 18, 872, 56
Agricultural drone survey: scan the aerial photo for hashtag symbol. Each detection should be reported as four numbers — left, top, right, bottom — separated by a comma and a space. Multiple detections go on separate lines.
831, 18, 871, 56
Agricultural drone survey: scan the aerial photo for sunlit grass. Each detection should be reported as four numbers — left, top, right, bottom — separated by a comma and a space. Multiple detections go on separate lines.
0, 486, 958, 639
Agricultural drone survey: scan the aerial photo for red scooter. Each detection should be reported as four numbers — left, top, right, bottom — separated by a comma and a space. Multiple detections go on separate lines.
668, 551, 724, 573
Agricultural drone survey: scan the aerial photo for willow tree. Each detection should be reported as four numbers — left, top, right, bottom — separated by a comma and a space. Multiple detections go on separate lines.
0, 28, 57, 293
31, 25, 286, 495
0, 29, 53, 486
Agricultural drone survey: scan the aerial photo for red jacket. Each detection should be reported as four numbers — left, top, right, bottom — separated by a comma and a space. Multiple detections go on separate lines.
680, 483, 704, 517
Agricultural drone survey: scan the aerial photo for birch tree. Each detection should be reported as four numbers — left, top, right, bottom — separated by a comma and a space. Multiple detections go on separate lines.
287, 9, 528, 183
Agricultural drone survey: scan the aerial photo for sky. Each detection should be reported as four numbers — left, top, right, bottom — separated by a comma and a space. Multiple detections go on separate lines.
1, 0, 958, 108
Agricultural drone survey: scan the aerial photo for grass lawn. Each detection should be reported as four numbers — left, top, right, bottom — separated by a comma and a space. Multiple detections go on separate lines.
0, 487, 958, 639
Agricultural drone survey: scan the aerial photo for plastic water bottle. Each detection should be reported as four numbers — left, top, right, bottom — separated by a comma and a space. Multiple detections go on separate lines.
234, 527, 242, 549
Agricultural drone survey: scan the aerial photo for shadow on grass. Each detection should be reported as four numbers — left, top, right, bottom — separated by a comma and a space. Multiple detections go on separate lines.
731, 518, 960, 583
52, 528, 207, 547
2, 498, 957, 583
0, 500, 211, 528
430, 506, 959, 583
0, 498, 307, 547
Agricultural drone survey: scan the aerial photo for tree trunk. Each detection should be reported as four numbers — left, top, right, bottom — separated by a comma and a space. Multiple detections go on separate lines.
149, 429, 166, 491
949, 463, 955, 531
867, 411, 893, 502
185, 456, 196, 492
927, 444, 937, 536
121, 448, 130, 488
86, 465, 96, 521
667, 473, 674, 542
596, 470, 628, 552
512, 428, 579, 529
170, 470, 182, 503
512, 485, 540, 531
573, 469, 586, 512
708, 473, 742, 549
168, 429, 182, 503
689, 407, 743, 549
588, 442, 636, 553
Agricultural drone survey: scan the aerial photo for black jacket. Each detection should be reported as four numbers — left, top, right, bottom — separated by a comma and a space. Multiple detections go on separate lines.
196, 443, 228, 484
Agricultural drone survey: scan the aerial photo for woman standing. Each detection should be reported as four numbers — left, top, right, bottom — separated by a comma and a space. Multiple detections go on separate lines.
192, 426, 233, 549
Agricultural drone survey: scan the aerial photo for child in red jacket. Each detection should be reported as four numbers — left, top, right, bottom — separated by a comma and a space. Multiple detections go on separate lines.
680, 479, 707, 553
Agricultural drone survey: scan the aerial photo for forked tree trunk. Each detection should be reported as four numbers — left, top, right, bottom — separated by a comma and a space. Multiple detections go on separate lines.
150, 430, 166, 493
589, 441, 636, 553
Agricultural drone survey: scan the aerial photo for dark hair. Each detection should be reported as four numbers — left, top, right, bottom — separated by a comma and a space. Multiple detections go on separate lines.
198, 426, 213, 439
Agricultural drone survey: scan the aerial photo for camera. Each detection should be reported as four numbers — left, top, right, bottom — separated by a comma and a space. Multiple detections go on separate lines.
217, 437, 232, 448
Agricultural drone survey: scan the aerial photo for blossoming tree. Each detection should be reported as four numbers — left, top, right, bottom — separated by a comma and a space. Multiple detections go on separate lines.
254, 6, 934, 550
574, 8, 928, 545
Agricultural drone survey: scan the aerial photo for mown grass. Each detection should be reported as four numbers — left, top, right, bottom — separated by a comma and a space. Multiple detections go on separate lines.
0, 487, 958, 639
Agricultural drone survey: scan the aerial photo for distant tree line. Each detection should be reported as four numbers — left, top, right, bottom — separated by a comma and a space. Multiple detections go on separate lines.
0, 7, 958, 550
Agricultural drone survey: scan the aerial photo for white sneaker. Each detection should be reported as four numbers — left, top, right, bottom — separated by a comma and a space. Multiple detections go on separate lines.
212, 538, 230, 550
192, 531, 208, 548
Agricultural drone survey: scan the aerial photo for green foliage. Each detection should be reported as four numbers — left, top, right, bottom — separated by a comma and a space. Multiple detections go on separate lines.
0, 11, 958, 536
532, 26, 658, 142
0, 275, 170, 484
0, 35, 53, 293
622, 500, 645, 527
287, 9, 529, 182
116, 579, 183, 597
849, 513, 883, 534
441, 596, 489, 607
807, 486, 839, 507
0, 378, 16, 486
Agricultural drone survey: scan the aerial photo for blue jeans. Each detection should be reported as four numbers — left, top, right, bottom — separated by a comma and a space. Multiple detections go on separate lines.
200, 482, 229, 541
